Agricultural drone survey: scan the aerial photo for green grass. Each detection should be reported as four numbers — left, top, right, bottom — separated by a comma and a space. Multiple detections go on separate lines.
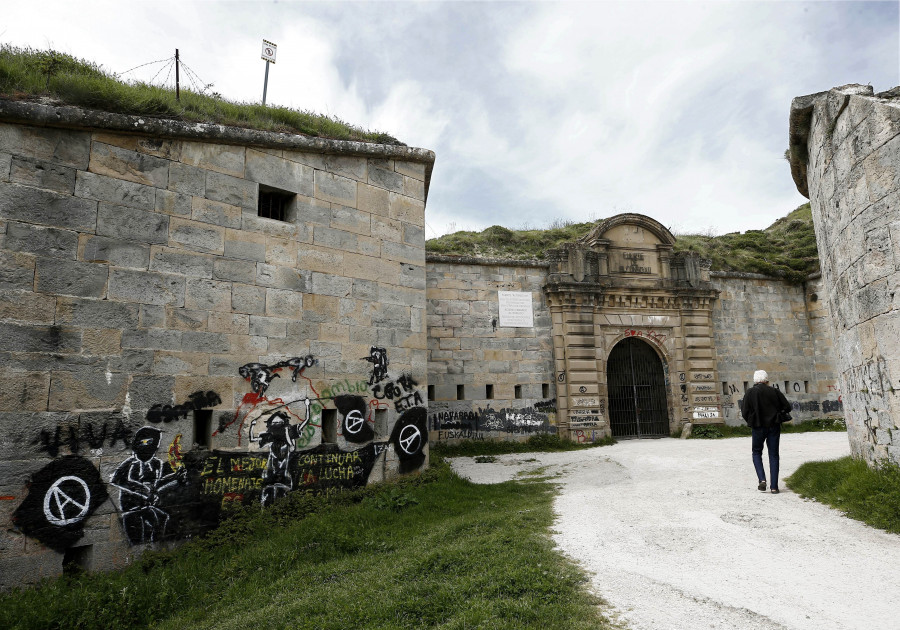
0, 46, 401, 144
0, 457, 615, 630
688, 417, 846, 439
431, 433, 616, 458
426, 203, 819, 282
786, 456, 900, 533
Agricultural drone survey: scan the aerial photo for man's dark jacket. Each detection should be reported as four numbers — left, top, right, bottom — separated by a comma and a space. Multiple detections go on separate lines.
740, 383, 791, 428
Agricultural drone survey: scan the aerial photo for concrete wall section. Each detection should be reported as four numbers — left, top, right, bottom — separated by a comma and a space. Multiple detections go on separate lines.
790, 85, 900, 465
0, 113, 434, 587
425, 257, 557, 443
711, 273, 841, 425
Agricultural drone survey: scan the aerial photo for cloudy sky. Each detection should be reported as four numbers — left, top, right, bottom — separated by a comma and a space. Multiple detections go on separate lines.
3, 1, 898, 238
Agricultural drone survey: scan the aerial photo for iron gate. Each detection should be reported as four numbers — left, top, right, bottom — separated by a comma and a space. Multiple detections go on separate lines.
607, 337, 669, 438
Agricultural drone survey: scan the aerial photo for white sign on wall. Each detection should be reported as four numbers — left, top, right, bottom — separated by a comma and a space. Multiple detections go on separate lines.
498, 291, 534, 327
261, 40, 277, 64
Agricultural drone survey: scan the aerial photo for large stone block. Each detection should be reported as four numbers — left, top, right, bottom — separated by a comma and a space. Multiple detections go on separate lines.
185, 278, 232, 312
192, 197, 242, 229
56, 297, 139, 328
245, 149, 314, 195
108, 269, 185, 306
154, 189, 192, 217
89, 142, 169, 188
121, 328, 183, 351
0, 152, 10, 181
97, 202, 169, 244
165, 307, 208, 331
310, 272, 353, 297
0, 323, 81, 353
249, 315, 287, 338
35, 258, 108, 298
0, 123, 91, 169
168, 161, 206, 196
224, 230, 267, 262
205, 171, 257, 210
207, 312, 249, 335
180, 140, 245, 177
127, 374, 176, 410
0, 369, 50, 412
394, 160, 427, 181
389, 192, 425, 225
315, 171, 357, 207
150, 246, 214, 278
82, 328, 123, 355
368, 164, 404, 193
265, 288, 303, 317
330, 205, 371, 236
294, 194, 332, 226
256, 263, 307, 291
231, 283, 267, 314
168, 217, 225, 254
383, 240, 424, 265
0, 182, 98, 231
80, 235, 150, 269
313, 226, 358, 251
92, 132, 182, 160
265, 237, 297, 266
48, 369, 128, 411
0, 290, 56, 324
182, 331, 230, 353
74, 171, 155, 211
9, 156, 76, 194
152, 351, 209, 376
213, 257, 256, 283
5, 221, 78, 259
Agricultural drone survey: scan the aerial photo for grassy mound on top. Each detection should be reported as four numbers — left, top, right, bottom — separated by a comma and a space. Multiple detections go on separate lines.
0, 46, 401, 145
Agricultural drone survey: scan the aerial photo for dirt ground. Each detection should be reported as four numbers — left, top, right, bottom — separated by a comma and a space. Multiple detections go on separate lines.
450, 433, 900, 630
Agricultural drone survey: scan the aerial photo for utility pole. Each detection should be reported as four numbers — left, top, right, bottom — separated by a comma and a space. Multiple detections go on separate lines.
175, 49, 180, 101
261, 40, 277, 106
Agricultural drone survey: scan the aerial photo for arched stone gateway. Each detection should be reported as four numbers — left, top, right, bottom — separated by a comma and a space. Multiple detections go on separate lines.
607, 337, 670, 438
544, 213, 723, 441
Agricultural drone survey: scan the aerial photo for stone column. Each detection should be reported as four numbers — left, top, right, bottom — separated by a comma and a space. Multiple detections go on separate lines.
789, 84, 900, 465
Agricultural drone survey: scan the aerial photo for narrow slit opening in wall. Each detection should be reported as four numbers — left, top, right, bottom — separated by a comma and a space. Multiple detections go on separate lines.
542, 383, 549, 398
257, 186, 295, 222
193, 410, 212, 449
785, 381, 790, 392
804, 381, 809, 393
743, 381, 748, 393
457, 385, 465, 400
322, 409, 337, 443
514, 384, 522, 399
486, 384, 494, 399
722, 382, 728, 395
375, 409, 388, 436
63, 544, 92, 575
428, 385, 435, 401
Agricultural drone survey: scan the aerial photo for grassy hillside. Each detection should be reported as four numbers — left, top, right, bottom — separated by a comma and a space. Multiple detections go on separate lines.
427, 203, 819, 282
0, 46, 401, 145
0, 459, 615, 630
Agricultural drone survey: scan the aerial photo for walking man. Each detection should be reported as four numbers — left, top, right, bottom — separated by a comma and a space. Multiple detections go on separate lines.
740, 370, 792, 494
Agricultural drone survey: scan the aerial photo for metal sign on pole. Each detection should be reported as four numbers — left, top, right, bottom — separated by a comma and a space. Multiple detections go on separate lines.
261, 39, 276, 106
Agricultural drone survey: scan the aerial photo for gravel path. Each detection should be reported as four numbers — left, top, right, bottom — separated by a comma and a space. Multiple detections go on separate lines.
450, 433, 900, 630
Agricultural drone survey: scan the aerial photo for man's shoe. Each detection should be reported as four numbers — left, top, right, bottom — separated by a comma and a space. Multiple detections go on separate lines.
771, 488, 780, 494
758, 481, 767, 491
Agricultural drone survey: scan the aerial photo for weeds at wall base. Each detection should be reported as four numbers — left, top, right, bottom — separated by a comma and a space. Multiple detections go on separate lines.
688, 418, 846, 439
786, 456, 900, 534
432, 433, 616, 458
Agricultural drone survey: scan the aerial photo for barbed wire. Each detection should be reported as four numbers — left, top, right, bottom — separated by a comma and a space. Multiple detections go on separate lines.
117, 56, 171, 79
115, 52, 217, 100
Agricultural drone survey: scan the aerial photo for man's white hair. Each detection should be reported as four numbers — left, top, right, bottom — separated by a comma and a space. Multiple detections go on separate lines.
753, 370, 768, 383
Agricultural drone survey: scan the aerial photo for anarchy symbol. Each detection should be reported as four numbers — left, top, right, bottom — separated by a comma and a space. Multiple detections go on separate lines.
397, 424, 422, 456
344, 410, 365, 435
43, 476, 91, 526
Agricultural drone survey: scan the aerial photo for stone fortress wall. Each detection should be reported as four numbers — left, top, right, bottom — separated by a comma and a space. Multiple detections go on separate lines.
0, 102, 434, 587
426, 256, 841, 442
790, 84, 900, 465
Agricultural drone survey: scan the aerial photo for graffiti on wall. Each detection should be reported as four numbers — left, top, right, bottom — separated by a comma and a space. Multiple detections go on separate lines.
429, 403, 556, 440
15, 346, 427, 552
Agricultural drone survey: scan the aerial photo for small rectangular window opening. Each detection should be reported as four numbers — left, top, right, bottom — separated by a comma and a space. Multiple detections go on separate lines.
456, 385, 465, 400
784, 381, 790, 392
428, 385, 435, 401
722, 382, 728, 395
322, 409, 338, 443
63, 544, 92, 575
485, 384, 494, 400
743, 381, 748, 393
514, 384, 522, 399
542, 383, 549, 398
804, 381, 809, 393
257, 187, 294, 222
193, 410, 212, 449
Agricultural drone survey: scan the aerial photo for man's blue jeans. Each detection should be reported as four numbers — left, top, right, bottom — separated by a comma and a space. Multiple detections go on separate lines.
751, 425, 781, 489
